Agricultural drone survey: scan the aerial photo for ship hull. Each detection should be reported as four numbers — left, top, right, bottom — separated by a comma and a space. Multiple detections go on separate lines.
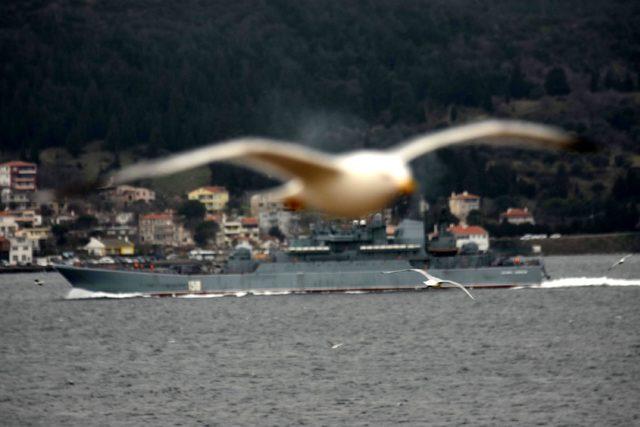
55, 260, 543, 296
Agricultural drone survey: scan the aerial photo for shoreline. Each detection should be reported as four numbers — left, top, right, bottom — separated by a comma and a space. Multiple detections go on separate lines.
491, 232, 640, 256
2, 232, 639, 275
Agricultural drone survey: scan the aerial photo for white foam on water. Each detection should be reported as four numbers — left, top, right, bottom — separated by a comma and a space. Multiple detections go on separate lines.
177, 293, 226, 298
514, 277, 640, 290
234, 291, 248, 297
345, 290, 368, 294
251, 290, 292, 296
65, 288, 147, 300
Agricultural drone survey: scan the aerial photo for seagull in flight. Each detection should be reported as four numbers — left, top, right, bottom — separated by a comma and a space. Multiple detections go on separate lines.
53, 120, 595, 217
34, 278, 44, 286
607, 254, 633, 271
327, 340, 344, 349
383, 268, 475, 300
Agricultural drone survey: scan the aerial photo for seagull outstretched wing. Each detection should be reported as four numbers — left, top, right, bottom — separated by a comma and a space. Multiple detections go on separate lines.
383, 269, 474, 300
44, 119, 596, 218
111, 138, 339, 185
608, 254, 633, 271
434, 279, 475, 300
392, 120, 596, 162
383, 268, 430, 277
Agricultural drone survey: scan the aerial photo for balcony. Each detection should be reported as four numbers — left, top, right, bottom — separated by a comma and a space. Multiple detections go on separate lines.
14, 184, 35, 190
16, 168, 36, 175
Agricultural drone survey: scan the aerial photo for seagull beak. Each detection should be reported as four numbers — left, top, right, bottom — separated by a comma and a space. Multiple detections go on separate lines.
283, 196, 305, 211
398, 178, 417, 196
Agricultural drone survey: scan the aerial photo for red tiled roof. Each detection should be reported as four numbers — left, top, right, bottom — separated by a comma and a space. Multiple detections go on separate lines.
448, 225, 488, 236
450, 192, 480, 200
241, 217, 258, 226
141, 213, 172, 221
501, 208, 533, 218
205, 214, 221, 223
0, 161, 36, 167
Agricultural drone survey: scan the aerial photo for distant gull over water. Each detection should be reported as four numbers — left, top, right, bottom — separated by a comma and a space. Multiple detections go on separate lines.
328, 340, 344, 349
50, 119, 596, 217
608, 254, 633, 271
383, 268, 475, 300
34, 278, 44, 286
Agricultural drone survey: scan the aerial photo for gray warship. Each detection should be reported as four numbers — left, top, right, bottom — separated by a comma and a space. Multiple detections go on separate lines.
55, 217, 546, 296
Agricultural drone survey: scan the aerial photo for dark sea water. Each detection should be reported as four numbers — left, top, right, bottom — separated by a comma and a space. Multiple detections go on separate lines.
1, 254, 639, 426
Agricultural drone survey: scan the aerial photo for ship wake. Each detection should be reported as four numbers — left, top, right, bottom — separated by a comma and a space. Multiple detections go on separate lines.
65, 288, 148, 299
65, 289, 294, 299
515, 277, 640, 289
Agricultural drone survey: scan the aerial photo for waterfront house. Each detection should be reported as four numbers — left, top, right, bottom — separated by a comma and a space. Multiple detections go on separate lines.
447, 224, 490, 252
0, 161, 37, 192
188, 186, 229, 212
139, 211, 193, 247
500, 207, 535, 225
448, 191, 481, 225
9, 235, 33, 265
103, 185, 156, 208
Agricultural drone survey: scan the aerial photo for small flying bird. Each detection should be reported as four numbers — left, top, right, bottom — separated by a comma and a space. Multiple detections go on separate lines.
383, 268, 475, 300
607, 254, 633, 271
34, 278, 44, 286
328, 340, 344, 349
50, 119, 595, 217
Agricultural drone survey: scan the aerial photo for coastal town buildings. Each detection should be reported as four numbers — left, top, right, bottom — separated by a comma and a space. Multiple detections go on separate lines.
139, 211, 193, 247
1, 189, 32, 210
188, 186, 229, 212
9, 235, 33, 265
500, 207, 535, 225
221, 216, 260, 246
104, 185, 156, 208
0, 236, 9, 262
139, 212, 175, 245
84, 237, 135, 257
250, 193, 297, 237
447, 224, 490, 252
448, 191, 480, 225
0, 161, 37, 192
9, 209, 42, 228
0, 212, 18, 236
15, 227, 51, 252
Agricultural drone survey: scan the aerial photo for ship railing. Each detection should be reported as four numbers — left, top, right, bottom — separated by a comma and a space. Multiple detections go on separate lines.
286, 246, 331, 253
359, 244, 421, 252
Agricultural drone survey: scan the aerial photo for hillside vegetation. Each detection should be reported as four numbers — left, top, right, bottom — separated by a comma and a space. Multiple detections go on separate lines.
1, 0, 639, 231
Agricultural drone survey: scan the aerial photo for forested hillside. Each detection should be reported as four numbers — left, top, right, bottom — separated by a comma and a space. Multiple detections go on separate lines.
1, 0, 639, 231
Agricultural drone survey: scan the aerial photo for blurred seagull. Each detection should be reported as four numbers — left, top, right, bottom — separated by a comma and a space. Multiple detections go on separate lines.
53, 119, 595, 217
383, 268, 475, 300
34, 278, 44, 286
607, 254, 632, 271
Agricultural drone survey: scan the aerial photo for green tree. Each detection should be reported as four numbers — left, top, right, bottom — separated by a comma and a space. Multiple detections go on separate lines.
178, 200, 206, 229
268, 226, 286, 242
75, 215, 98, 230
507, 62, 533, 99
466, 209, 484, 226
194, 221, 219, 247
544, 67, 570, 96
51, 224, 69, 246
589, 70, 600, 92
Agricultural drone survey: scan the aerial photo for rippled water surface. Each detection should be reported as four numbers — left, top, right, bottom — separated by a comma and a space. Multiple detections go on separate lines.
1, 255, 639, 426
